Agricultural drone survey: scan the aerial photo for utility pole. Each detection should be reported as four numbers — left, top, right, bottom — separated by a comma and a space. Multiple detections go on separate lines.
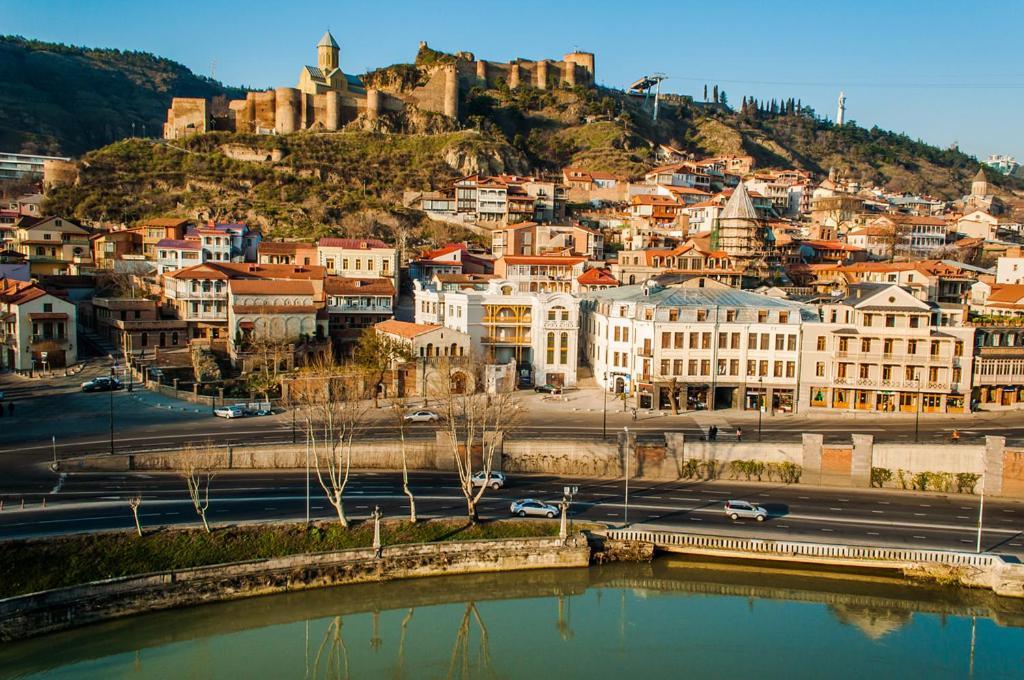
602, 376, 608, 439
109, 364, 116, 455
623, 426, 630, 526
976, 486, 985, 553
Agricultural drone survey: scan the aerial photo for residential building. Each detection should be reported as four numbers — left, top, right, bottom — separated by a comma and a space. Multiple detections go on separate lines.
493, 255, 588, 294
258, 241, 317, 266
129, 218, 192, 260
629, 194, 683, 225
643, 163, 712, 192
971, 320, 1024, 407
0, 152, 70, 181
490, 223, 603, 259
0, 279, 78, 371
576, 267, 620, 292
227, 278, 327, 367
161, 262, 326, 342
562, 167, 623, 190
845, 226, 891, 259
90, 229, 142, 269
87, 297, 188, 356
192, 222, 261, 262
375, 319, 471, 359
324, 276, 395, 353
13, 216, 93, 276
156, 239, 203, 276
799, 283, 973, 414
867, 214, 950, 257
611, 239, 742, 288
317, 237, 399, 288
413, 278, 580, 387
409, 243, 494, 283
996, 256, 1024, 284
581, 282, 813, 412
957, 211, 1000, 240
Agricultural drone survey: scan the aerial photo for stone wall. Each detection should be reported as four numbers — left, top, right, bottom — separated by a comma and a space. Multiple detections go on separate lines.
0, 535, 589, 642
56, 434, 1024, 499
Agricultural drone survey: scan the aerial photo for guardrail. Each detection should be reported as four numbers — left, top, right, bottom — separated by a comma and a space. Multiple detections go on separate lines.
605, 529, 1004, 569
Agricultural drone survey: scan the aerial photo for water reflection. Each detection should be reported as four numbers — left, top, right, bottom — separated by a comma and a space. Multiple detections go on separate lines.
3, 558, 1024, 679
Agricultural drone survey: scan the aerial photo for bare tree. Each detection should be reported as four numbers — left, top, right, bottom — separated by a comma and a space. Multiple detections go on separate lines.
293, 354, 368, 527
389, 395, 417, 523
436, 357, 520, 524
353, 327, 414, 408
127, 496, 143, 537
313, 616, 351, 680
447, 602, 492, 680
180, 444, 217, 533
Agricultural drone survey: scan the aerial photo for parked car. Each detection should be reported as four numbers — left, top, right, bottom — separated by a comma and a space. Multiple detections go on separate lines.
404, 409, 441, 423
471, 471, 506, 490
510, 498, 560, 518
81, 377, 122, 392
534, 384, 562, 394
724, 499, 768, 522
214, 405, 247, 419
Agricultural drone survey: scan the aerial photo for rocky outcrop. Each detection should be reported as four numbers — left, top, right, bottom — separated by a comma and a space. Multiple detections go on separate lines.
441, 137, 528, 176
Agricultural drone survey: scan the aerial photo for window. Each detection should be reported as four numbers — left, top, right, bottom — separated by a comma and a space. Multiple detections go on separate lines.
700, 359, 710, 376
623, 327, 629, 342
731, 333, 740, 349
786, 361, 795, 378
885, 314, 895, 328
614, 327, 620, 342
928, 366, 940, 382
775, 335, 785, 351
839, 337, 849, 352
953, 367, 962, 383
882, 365, 893, 380
954, 342, 963, 357
905, 366, 918, 381
382, 260, 389, 272
660, 359, 670, 375
909, 316, 920, 328
787, 335, 797, 352
718, 333, 729, 349
689, 332, 698, 349
701, 332, 711, 349
759, 360, 768, 376
930, 341, 940, 356
726, 310, 736, 322
863, 314, 873, 327
668, 309, 679, 322
730, 359, 739, 375
758, 310, 768, 323
546, 332, 555, 364
815, 362, 825, 377
43, 303, 53, 313
760, 334, 769, 350
673, 359, 684, 375
859, 364, 869, 379
560, 332, 568, 364
746, 360, 756, 377
908, 340, 918, 354
779, 311, 789, 324
861, 338, 871, 353
661, 332, 671, 349
674, 333, 684, 349
688, 359, 698, 375
884, 339, 894, 355
816, 336, 826, 351
696, 309, 708, 322
774, 362, 783, 378
748, 333, 757, 349
718, 359, 727, 375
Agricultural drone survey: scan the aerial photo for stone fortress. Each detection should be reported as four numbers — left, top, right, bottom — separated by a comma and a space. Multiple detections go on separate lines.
164, 32, 595, 139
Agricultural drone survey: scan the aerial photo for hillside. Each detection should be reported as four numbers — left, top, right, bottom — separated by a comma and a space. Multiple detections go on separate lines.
44, 130, 527, 242
0, 36, 246, 156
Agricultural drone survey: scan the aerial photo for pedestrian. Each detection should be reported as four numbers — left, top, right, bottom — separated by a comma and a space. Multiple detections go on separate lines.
951, 429, 960, 444
631, 407, 637, 421
709, 425, 717, 441
735, 426, 742, 442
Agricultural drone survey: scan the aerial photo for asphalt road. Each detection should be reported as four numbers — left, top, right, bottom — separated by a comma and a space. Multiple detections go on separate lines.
1, 471, 1021, 558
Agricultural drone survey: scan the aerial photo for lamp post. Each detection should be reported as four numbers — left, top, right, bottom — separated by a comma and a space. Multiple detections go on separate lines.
305, 429, 310, 524
623, 426, 630, 527
757, 375, 764, 442
914, 379, 922, 443
976, 485, 986, 554
602, 375, 608, 440
109, 363, 116, 455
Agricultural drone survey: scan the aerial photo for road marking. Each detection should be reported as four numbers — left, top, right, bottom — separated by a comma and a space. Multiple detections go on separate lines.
689, 518, 702, 522
758, 493, 770, 497
798, 496, 810, 500
837, 498, 849, 502
670, 497, 702, 501
829, 507, 842, 511
919, 504, 932, 508
871, 510, 884, 514
776, 524, 788, 528
957, 516, 970, 519
913, 513, 927, 517
913, 535, 927, 539
867, 532, 880, 536
820, 528, 834, 532
878, 501, 890, 505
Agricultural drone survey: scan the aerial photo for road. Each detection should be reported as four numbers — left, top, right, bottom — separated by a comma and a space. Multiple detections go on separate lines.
1, 470, 1021, 557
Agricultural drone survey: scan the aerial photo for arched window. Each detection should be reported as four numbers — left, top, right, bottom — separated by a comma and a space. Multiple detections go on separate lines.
450, 343, 457, 356
159, 332, 166, 347
426, 342, 434, 357
546, 332, 555, 364
560, 332, 569, 364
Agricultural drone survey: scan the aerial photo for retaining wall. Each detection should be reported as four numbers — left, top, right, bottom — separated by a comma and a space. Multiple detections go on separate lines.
0, 535, 589, 642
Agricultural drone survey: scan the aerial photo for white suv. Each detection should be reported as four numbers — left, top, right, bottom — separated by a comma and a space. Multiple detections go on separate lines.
724, 500, 768, 521
471, 471, 506, 490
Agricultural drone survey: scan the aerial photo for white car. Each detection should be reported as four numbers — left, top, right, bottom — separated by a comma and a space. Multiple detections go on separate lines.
471, 471, 506, 490
404, 409, 440, 423
724, 499, 768, 522
214, 405, 247, 419
510, 498, 560, 518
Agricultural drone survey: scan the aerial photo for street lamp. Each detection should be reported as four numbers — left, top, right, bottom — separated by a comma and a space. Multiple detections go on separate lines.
757, 375, 764, 442
602, 374, 608, 440
109, 362, 116, 455
560, 484, 578, 540
623, 426, 630, 527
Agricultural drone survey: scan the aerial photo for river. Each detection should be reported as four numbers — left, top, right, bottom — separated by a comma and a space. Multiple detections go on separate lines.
3, 557, 1024, 679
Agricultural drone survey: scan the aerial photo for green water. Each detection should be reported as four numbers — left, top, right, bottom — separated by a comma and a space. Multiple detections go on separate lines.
3, 558, 1024, 679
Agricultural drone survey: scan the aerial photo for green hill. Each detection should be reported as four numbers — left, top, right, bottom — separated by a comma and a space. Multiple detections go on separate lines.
0, 36, 246, 156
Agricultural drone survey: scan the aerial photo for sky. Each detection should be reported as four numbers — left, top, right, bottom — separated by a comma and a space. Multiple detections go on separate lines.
3, 0, 1022, 161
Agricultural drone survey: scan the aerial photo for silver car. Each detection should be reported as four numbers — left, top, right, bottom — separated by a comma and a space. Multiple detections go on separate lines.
404, 409, 440, 423
472, 471, 506, 490
724, 499, 768, 521
510, 498, 559, 518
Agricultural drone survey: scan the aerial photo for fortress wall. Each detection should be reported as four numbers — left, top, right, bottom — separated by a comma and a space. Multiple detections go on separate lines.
252, 90, 277, 131
164, 98, 208, 139
324, 91, 342, 130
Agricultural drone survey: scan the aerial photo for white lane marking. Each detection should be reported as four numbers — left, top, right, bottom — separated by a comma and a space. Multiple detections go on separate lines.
871, 510, 884, 514
878, 501, 890, 505
820, 528, 834, 532
829, 507, 842, 511
867, 532, 880, 536
913, 513, 927, 517
913, 535, 927, 539
957, 516, 970, 519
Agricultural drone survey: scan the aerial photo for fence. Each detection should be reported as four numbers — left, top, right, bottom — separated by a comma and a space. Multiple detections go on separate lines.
606, 529, 1003, 569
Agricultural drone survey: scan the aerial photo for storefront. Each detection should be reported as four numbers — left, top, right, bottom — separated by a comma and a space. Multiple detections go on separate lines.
686, 385, 709, 411
875, 391, 897, 412
745, 387, 765, 411
772, 389, 794, 413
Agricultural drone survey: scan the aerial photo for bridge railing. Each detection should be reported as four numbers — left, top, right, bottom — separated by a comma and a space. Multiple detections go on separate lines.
605, 529, 1004, 569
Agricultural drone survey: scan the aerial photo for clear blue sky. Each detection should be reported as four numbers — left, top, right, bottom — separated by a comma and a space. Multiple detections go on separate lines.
4, 0, 1022, 160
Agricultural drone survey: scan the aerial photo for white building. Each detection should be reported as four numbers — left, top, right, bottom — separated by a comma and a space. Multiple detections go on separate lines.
0, 279, 78, 371
996, 256, 1024, 284
156, 238, 203, 276
581, 282, 814, 412
413, 278, 580, 387
317, 237, 399, 288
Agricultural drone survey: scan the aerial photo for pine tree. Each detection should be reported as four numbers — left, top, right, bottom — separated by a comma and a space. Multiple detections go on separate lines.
703, 84, 708, 101
720, 91, 728, 107
797, 99, 802, 115
712, 84, 719, 103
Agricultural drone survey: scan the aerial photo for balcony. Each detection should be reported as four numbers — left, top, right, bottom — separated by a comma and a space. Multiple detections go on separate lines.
31, 336, 69, 350
483, 315, 531, 324
482, 335, 530, 345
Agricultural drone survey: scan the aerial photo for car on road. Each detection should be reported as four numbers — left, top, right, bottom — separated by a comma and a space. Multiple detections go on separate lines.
404, 409, 441, 423
510, 498, 560, 518
214, 405, 247, 419
534, 383, 562, 394
471, 471, 506, 490
724, 499, 768, 521
81, 377, 122, 392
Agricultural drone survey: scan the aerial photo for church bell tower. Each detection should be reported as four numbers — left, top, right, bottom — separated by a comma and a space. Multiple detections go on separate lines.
317, 31, 340, 71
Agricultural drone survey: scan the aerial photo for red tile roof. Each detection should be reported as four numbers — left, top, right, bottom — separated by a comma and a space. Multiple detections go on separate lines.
577, 268, 619, 285
375, 319, 442, 339
318, 237, 390, 249
229, 279, 315, 295
324, 277, 395, 296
